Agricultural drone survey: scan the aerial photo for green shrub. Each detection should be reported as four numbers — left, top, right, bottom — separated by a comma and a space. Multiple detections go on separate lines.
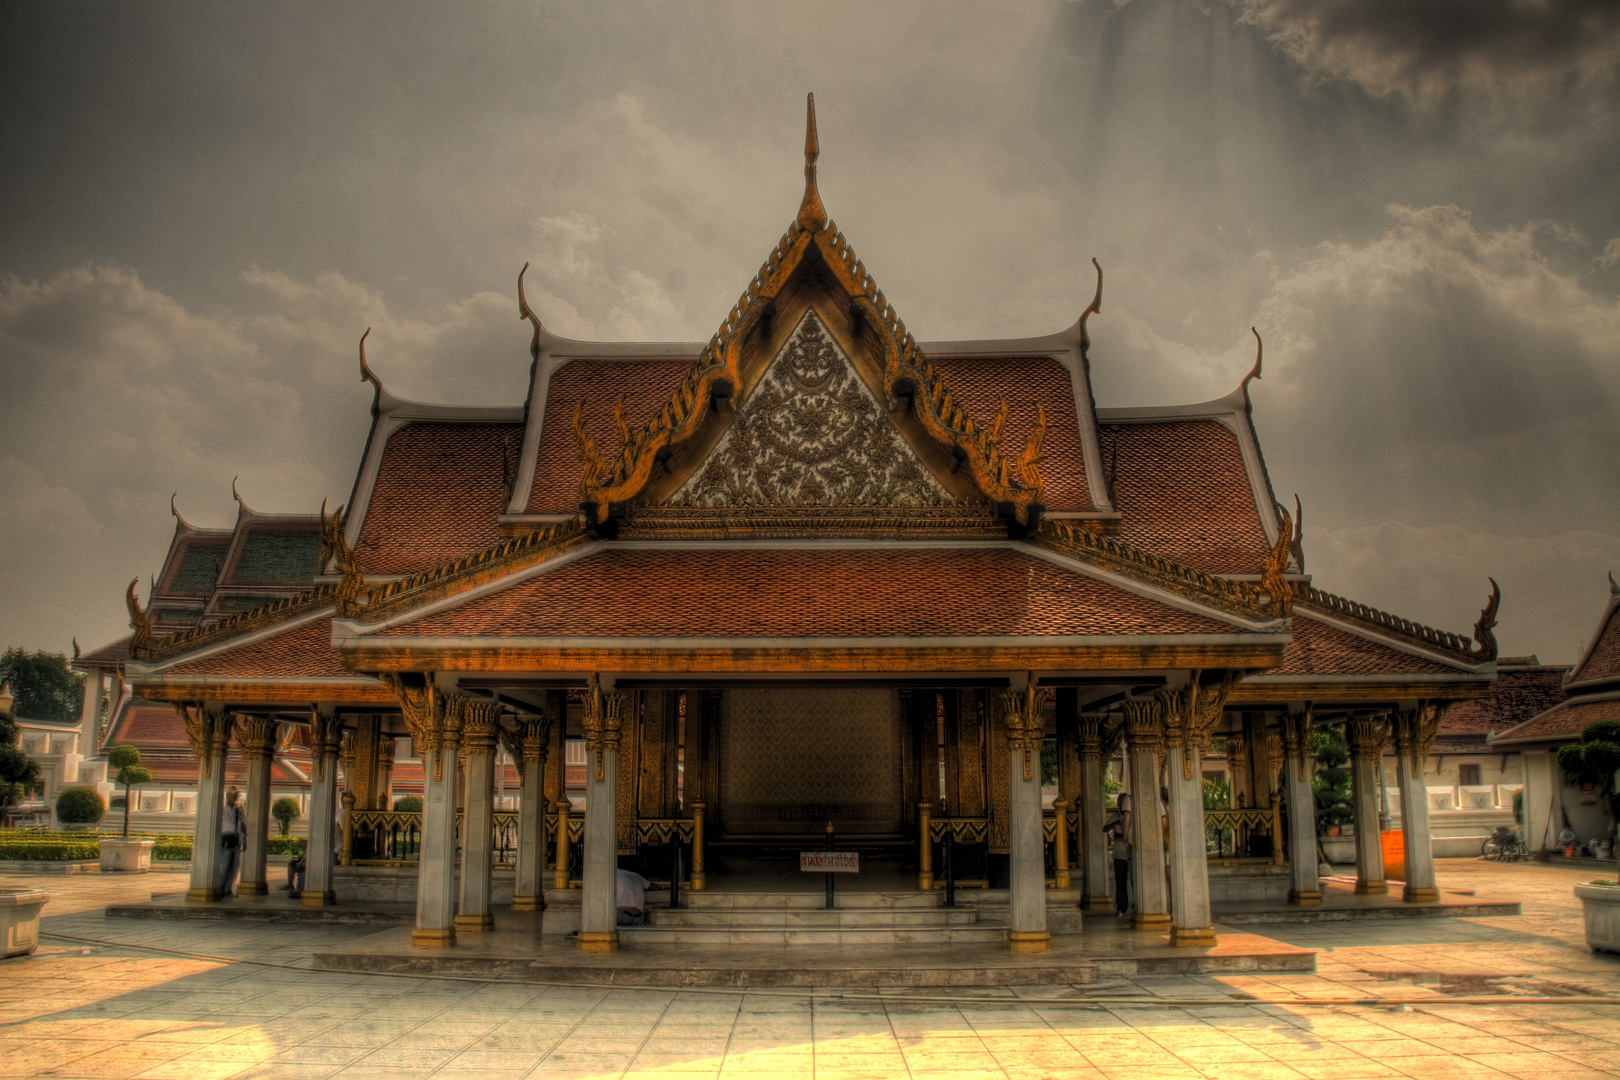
1311, 723, 1353, 832
109, 796, 126, 810
152, 840, 192, 860
393, 795, 423, 813
56, 786, 106, 825
267, 836, 306, 856
271, 796, 301, 835
0, 839, 100, 860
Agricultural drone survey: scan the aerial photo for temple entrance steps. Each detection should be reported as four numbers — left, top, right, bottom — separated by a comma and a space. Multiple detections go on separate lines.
624, 892, 1005, 945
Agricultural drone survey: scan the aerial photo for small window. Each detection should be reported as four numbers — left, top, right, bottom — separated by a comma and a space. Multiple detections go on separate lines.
1458, 764, 1481, 786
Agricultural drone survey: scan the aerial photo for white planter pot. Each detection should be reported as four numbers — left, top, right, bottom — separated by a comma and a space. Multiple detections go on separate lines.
99, 839, 155, 873
1575, 883, 1620, 955
0, 888, 49, 957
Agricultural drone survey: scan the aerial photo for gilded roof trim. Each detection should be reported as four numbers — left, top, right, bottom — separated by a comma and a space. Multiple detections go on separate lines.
1293, 582, 1498, 667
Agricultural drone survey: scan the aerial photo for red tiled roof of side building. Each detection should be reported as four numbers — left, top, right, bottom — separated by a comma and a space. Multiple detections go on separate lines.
527, 360, 692, 514
76, 636, 133, 667
378, 547, 1239, 639
929, 357, 1091, 512
109, 702, 189, 749
1442, 664, 1568, 735
1268, 615, 1461, 676
1104, 420, 1273, 574
356, 421, 526, 574
163, 616, 351, 679
1570, 604, 1620, 686
1491, 696, 1620, 745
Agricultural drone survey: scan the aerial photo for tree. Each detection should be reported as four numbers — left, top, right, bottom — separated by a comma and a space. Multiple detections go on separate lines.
0, 690, 42, 814
0, 649, 85, 724
393, 795, 423, 813
272, 796, 302, 835
107, 744, 152, 839
1556, 719, 1620, 837
1310, 722, 1354, 833
56, 785, 105, 826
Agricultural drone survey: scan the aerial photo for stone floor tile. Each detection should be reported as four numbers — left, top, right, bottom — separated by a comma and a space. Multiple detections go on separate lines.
1464, 1053, 1616, 1080
1377, 1056, 1513, 1079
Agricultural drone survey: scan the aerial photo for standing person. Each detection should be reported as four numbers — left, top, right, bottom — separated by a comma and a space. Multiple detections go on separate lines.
1103, 793, 1132, 916
219, 787, 244, 898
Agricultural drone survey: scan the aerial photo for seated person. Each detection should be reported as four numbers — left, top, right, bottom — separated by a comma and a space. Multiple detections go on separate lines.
616, 868, 650, 925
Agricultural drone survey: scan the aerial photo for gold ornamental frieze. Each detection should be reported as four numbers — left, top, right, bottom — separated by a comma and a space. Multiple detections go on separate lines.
1293, 579, 1499, 664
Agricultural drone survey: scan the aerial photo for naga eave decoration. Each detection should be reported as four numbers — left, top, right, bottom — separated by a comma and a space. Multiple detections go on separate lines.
572, 93, 1047, 526
1293, 577, 1499, 666
1034, 508, 1294, 623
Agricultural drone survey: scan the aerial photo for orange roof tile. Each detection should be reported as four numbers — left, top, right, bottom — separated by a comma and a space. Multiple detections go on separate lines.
930, 357, 1091, 512
528, 360, 691, 514
1492, 696, 1620, 745
164, 616, 350, 679
357, 421, 525, 574
109, 702, 188, 749
377, 547, 1237, 639
1270, 615, 1459, 676
1104, 420, 1272, 574
1570, 604, 1620, 686
1442, 665, 1568, 735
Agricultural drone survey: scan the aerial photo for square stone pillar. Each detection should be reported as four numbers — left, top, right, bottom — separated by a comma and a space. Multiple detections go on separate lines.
184, 707, 234, 904
456, 701, 501, 932
237, 717, 278, 897
505, 717, 552, 912
1280, 711, 1321, 905
579, 683, 626, 951
1347, 716, 1388, 894
303, 711, 343, 907
375, 735, 397, 810
1077, 716, 1116, 913
1004, 685, 1048, 950
1393, 707, 1440, 902
1124, 701, 1169, 929
1166, 741, 1215, 946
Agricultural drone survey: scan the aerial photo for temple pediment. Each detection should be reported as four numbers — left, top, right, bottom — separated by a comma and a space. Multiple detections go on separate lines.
667, 310, 951, 510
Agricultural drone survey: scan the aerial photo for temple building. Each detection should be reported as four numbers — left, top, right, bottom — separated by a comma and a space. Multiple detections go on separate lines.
82, 97, 1504, 954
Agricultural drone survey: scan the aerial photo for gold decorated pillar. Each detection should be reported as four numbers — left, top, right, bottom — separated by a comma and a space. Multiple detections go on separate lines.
304, 708, 344, 907
181, 706, 235, 903
1346, 716, 1389, 894
1123, 698, 1170, 928
237, 717, 278, 896
579, 677, 626, 950
386, 677, 463, 947
375, 734, 397, 810
1280, 709, 1321, 905
504, 714, 553, 912
1162, 673, 1237, 947
1393, 706, 1441, 902
1003, 678, 1048, 951
456, 699, 501, 931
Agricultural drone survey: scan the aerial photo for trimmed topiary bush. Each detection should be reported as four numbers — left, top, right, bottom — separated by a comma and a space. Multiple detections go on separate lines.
272, 796, 301, 835
393, 795, 423, 813
55, 786, 106, 826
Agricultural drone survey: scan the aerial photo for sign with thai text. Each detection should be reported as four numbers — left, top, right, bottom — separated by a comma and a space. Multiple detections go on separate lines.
800, 851, 859, 873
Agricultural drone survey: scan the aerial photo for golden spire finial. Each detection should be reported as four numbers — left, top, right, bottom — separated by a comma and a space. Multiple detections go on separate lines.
797, 92, 827, 232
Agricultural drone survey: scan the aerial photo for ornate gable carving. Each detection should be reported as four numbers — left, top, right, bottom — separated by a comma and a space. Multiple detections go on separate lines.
668, 311, 949, 510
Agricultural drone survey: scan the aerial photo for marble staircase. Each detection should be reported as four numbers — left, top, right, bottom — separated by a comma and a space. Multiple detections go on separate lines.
620, 890, 1009, 945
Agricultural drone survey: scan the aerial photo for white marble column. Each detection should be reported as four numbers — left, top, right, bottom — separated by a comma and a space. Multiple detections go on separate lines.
1005, 686, 1048, 950
77, 669, 102, 754
184, 707, 233, 904
1281, 711, 1322, 905
410, 691, 463, 947
303, 711, 343, 907
507, 717, 551, 912
456, 701, 500, 932
237, 717, 278, 897
1124, 701, 1170, 929
1166, 741, 1215, 946
1347, 716, 1388, 895
1077, 718, 1115, 913
579, 683, 625, 951
1393, 707, 1440, 902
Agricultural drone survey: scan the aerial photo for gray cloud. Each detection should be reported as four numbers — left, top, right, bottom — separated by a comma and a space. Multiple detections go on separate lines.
1231, 0, 1620, 97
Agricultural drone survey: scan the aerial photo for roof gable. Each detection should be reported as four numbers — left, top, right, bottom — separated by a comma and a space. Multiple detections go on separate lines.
667, 310, 951, 511
1568, 590, 1620, 688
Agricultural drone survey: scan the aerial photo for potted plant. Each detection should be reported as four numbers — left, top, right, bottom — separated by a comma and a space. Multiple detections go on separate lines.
1576, 879, 1620, 954
100, 745, 155, 872
272, 796, 301, 836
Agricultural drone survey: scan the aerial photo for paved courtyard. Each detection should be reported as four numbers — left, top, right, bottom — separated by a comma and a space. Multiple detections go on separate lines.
1, 858, 1617, 1079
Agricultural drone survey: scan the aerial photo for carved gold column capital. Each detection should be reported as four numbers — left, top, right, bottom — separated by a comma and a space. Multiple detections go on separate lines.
583, 676, 626, 782
1122, 698, 1165, 749
1345, 715, 1390, 756
458, 697, 502, 753
339, 731, 357, 776
999, 677, 1044, 781
1390, 704, 1441, 769
237, 716, 279, 762
307, 707, 343, 782
176, 704, 235, 778
1279, 708, 1314, 783
1075, 715, 1103, 758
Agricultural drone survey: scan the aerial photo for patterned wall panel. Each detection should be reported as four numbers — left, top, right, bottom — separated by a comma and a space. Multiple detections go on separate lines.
719, 687, 902, 836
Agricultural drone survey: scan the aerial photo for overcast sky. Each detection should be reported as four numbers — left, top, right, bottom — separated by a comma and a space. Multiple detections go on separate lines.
3, 1, 1618, 663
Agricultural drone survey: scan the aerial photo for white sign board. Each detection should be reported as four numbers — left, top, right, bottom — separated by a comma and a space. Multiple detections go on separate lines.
800, 851, 859, 873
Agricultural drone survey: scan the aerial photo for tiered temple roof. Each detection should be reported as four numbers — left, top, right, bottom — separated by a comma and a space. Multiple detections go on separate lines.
1490, 579, 1620, 748
92, 95, 1500, 716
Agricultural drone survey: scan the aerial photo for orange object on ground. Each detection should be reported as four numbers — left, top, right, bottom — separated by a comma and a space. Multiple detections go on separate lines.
1381, 829, 1405, 882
